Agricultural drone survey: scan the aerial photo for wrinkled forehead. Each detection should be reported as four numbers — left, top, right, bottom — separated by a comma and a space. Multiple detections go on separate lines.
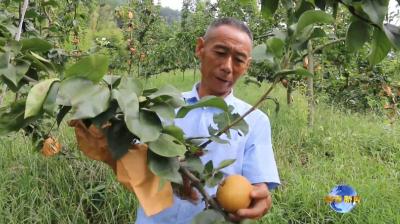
204, 25, 253, 54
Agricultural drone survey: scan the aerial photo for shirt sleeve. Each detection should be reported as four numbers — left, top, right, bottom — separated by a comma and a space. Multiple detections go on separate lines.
242, 112, 280, 190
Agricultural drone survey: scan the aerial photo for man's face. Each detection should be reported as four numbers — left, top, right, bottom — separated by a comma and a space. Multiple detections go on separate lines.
195, 25, 252, 97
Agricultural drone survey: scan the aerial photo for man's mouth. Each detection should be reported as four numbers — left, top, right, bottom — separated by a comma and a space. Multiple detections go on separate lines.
216, 77, 231, 84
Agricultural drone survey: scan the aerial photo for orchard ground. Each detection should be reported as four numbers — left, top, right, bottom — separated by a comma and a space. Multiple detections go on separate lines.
0, 72, 399, 223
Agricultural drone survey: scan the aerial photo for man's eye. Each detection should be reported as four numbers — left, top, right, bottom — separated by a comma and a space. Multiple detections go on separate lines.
215, 51, 226, 56
235, 58, 245, 64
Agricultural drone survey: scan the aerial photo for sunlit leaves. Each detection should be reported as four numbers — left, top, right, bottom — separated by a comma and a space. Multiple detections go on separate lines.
65, 55, 109, 83
25, 78, 59, 118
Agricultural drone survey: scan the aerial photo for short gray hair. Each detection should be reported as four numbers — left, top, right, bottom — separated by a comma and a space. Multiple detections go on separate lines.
204, 17, 253, 43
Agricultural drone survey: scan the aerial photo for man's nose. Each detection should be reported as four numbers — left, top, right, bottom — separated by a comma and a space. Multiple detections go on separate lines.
221, 56, 233, 75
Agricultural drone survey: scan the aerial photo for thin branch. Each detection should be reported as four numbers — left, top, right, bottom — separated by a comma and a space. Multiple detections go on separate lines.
295, 38, 345, 63
23, 75, 38, 84
179, 166, 229, 220
15, 0, 29, 41
199, 74, 284, 149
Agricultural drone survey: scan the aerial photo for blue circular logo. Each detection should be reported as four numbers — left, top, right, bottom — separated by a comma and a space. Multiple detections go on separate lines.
326, 185, 359, 213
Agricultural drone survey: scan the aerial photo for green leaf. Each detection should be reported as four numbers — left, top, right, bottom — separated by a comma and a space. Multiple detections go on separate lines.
21, 38, 52, 52
383, 24, 400, 50
127, 110, 162, 142
148, 150, 182, 184
177, 96, 228, 118
296, 68, 313, 77
30, 51, 51, 63
266, 37, 285, 58
261, 0, 280, 19
238, 0, 253, 6
25, 78, 59, 118
91, 100, 118, 128
209, 135, 230, 144
105, 120, 135, 160
118, 76, 143, 96
192, 209, 225, 224
185, 156, 204, 174
103, 75, 121, 87
56, 106, 71, 126
65, 55, 109, 83
204, 160, 214, 174
112, 88, 139, 132
368, 28, 392, 65
361, 0, 388, 25
57, 78, 111, 119
0, 100, 37, 135
148, 84, 181, 99
0, 55, 31, 87
42, 81, 60, 115
346, 20, 370, 52
251, 44, 273, 63
149, 102, 175, 122
162, 125, 185, 142
206, 171, 224, 187
295, 10, 334, 35
216, 159, 236, 170
148, 133, 186, 157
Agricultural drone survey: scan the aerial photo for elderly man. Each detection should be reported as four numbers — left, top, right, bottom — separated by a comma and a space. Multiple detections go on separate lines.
135, 17, 280, 223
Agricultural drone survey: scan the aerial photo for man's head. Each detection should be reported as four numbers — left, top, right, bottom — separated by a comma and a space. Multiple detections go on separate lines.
195, 18, 253, 98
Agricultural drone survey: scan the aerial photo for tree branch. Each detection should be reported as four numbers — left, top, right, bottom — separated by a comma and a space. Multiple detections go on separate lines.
179, 166, 229, 220
199, 74, 283, 149
15, 0, 29, 41
337, 0, 381, 30
295, 38, 345, 63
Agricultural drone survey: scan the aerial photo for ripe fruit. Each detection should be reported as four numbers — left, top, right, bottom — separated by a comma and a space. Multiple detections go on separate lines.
41, 137, 62, 157
216, 175, 253, 213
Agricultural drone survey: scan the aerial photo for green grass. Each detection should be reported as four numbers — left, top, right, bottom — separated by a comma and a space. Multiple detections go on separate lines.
1, 72, 399, 223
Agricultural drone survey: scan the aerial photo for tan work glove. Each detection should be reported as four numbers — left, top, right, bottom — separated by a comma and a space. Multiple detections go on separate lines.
68, 120, 173, 216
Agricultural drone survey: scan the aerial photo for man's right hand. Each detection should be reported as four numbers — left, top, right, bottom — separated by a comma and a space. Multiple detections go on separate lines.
68, 120, 116, 170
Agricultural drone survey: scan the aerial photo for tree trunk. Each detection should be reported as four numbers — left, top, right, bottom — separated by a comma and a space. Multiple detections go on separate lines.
193, 64, 196, 81
287, 82, 293, 105
306, 40, 315, 127
0, 85, 7, 106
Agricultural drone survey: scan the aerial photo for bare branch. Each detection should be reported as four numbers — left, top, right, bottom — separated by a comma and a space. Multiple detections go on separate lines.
15, 0, 29, 41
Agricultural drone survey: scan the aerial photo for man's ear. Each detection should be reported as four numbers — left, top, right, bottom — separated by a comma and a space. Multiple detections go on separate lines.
245, 57, 252, 70
195, 37, 205, 59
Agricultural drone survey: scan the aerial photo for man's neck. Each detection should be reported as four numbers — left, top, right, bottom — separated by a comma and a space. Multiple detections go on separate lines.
197, 83, 231, 98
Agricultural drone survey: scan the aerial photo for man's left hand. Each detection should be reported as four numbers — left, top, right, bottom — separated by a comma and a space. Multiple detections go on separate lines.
228, 183, 272, 222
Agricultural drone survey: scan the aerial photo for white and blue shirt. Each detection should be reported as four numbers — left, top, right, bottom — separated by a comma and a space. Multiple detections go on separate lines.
136, 84, 280, 224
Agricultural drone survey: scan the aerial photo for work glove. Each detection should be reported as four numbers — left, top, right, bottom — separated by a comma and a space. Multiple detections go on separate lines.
68, 120, 174, 216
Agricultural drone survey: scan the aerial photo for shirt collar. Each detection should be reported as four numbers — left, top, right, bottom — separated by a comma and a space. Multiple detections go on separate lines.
184, 82, 235, 105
